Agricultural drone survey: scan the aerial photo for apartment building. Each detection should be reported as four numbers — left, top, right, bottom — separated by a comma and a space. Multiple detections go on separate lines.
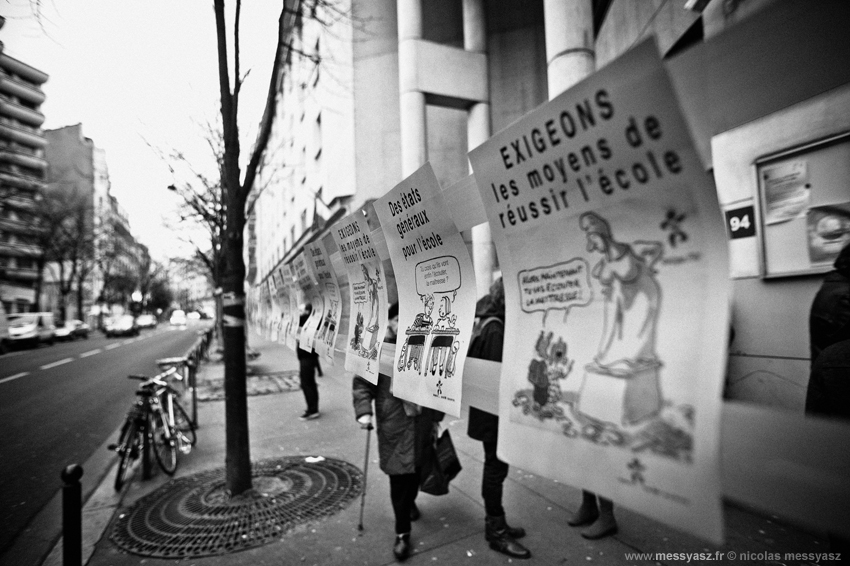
43, 124, 148, 320
0, 16, 49, 314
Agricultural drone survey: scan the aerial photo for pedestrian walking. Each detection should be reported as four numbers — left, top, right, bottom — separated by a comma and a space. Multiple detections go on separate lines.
352, 302, 443, 561
466, 278, 531, 559
297, 304, 321, 420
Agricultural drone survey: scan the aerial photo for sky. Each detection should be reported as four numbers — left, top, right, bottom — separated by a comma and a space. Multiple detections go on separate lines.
2, 0, 279, 261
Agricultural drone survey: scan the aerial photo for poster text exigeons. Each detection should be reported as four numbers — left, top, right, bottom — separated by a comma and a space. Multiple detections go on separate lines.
337, 220, 377, 264
491, 88, 684, 230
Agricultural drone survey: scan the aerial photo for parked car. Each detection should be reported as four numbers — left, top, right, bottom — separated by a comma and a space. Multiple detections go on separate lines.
7, 312, 56, 348
136, 314, 158, 329
55, 319, 90, 341
169, 309, 187, 326
105, 314, 139, 337
187, 311, 201, 321
0, 302, 10, 354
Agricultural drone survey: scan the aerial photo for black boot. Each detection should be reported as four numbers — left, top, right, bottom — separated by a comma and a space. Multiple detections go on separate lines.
568, 490, 599, 527
393, 533, 411, 561
485, 515, 531, 559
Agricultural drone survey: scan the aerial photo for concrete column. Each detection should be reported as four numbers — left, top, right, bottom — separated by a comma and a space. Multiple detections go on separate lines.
463, 0, 496, 297
398, 0, 427, 177
544, 0, 595, 99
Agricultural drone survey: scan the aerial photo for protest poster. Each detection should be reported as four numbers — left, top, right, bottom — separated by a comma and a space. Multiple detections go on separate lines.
282, 264, 299, 351
268, 271, 281, 341
293, 251, 323, 353
306, 239, 343, 365
275, 265, 295, 349
374, 163, 477, 416
330, 210, 388, 383
467, 39, 729, 543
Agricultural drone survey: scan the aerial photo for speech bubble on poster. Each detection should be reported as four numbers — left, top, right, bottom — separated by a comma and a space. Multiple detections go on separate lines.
415, 256, 461, 297
351, 281, 368, 304
518, 259, 592, 323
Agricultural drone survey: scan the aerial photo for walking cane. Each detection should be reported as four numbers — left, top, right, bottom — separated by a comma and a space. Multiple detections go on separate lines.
358, 423, 373, 531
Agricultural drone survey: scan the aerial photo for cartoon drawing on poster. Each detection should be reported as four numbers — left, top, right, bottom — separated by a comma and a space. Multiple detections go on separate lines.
307, 241, 343, 364
468, 40, 728, 543
331, 210, 388, 384
375, 163, 476, 416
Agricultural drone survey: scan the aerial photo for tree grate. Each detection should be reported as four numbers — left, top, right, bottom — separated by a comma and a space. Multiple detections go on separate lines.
110, 456, 363, 558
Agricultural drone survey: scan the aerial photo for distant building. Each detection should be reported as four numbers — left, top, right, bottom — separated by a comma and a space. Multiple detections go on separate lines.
0, 15, 49, 314
44, 124, 148, 321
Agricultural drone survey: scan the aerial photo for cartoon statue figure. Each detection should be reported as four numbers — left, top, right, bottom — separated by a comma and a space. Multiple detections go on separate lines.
351, 310, 364, 352
576, 212, 664, 426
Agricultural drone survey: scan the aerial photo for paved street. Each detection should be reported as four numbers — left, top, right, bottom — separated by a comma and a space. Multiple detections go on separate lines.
0, 321, 211, 562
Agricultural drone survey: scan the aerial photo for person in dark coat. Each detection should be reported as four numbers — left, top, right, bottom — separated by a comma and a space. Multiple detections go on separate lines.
297, 304, 321, 420
466, 278, 531, 559
352, 302, 442, 562
809, 241, 850, 365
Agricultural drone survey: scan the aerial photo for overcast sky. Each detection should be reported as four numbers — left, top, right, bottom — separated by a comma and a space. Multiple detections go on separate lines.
3, 0, 279, 261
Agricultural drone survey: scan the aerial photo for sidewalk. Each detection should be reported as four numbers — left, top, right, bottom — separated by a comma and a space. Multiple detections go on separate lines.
55, 331, 828, 566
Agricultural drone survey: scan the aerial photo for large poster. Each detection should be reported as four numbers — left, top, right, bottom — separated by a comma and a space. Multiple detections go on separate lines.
293, 252, 323, 353
374, 163, 477, 417
275, 265, 295, 350
283, 264, 299, 351
330, 210, 388, 383
306, 239, 343, 365
468, 40, 728, 543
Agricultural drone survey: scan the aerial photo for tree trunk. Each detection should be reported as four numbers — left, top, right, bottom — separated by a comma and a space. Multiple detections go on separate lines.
222, 201, 251, 495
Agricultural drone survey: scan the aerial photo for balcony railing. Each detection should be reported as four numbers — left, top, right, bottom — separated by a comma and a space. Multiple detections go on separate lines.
0, 74, 47, 106
0, 148, 47, 171
0, 122, 46, 148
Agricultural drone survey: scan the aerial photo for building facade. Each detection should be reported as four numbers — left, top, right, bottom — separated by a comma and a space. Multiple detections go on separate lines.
0, 16, 49, 314
249, 0, 850, 412
43, 124, 148, 322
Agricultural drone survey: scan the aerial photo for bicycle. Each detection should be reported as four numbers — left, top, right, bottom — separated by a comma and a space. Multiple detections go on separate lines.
110, 367, 196, 490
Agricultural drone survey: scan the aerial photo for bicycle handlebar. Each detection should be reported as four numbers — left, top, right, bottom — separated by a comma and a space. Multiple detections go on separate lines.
126, 366, 181, 388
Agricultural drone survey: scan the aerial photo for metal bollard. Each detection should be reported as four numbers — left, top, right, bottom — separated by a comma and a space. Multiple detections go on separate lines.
61, 464, 83, 566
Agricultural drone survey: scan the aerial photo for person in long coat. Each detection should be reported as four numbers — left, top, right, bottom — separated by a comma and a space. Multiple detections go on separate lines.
352, 303, 442, 562
467, 278, 531, 559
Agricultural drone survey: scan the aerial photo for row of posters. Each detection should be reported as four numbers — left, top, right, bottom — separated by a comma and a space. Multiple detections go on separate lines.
252, 39, 728, 544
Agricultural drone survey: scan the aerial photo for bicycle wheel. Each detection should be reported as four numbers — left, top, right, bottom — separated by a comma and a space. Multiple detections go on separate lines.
150, 411, 178, 475
172, 399, 197, 447
114, 420, 139, 491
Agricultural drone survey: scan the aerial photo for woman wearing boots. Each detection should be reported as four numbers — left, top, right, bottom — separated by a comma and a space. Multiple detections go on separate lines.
569, 490, 618, 539
352, 303, 442, 561
466, 278, 531, 559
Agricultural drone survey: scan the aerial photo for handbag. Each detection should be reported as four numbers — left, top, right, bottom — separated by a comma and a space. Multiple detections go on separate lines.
419, 429, 462, 496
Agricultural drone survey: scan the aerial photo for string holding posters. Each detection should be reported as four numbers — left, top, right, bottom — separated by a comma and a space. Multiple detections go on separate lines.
330, 210, 388, 383
374, 163, 477, 417
468, 39, 729, 543
283, 264, 299, 351
293, 251, 323, 353
306, 239, 343, 365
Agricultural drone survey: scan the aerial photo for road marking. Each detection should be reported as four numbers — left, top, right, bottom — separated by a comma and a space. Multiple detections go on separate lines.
0, 372, 29, 384
105, 343, 121, 350
80, 349, 102, 358
122, 339, 136, 346
40, 358, 74, 370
